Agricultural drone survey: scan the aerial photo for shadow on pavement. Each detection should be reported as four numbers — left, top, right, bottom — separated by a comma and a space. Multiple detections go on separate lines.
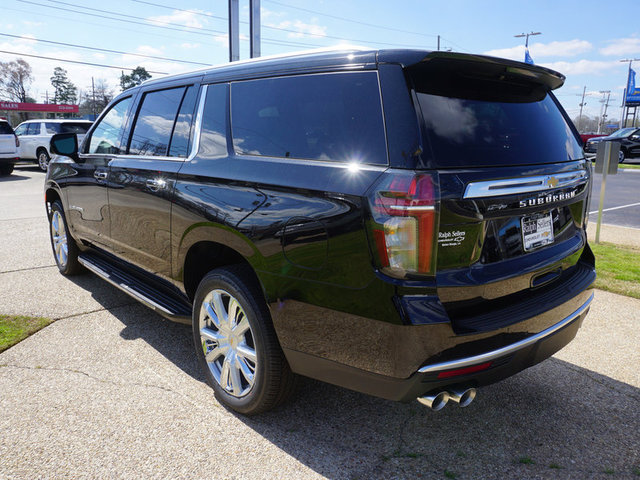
63, 271, 640, 478
66, 272, 202, 383
0, 173, 31, 182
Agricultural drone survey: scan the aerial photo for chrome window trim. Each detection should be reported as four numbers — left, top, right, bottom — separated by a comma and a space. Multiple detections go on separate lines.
78, 84, 208, 164
417, 292, 594, 374
463, 170, 588, 199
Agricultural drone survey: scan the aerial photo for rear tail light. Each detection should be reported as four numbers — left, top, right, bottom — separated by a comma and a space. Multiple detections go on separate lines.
367, 171, 440, 278
15, 135, 19, 147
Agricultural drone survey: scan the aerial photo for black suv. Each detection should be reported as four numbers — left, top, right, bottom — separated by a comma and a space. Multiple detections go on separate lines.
45, 49, 595, 415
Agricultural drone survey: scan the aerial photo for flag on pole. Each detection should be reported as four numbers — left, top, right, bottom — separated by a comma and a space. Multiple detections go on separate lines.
524, 47, 534, 65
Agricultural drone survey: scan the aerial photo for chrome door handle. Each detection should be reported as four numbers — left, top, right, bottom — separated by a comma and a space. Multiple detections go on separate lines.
94, 171, 108, 180
146, 179, 166, 192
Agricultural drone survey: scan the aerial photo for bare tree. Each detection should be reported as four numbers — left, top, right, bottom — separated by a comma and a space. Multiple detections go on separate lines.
0, 58, 33, 102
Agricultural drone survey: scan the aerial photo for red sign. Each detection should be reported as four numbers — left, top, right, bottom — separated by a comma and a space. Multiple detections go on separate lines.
0, 102, 79, 113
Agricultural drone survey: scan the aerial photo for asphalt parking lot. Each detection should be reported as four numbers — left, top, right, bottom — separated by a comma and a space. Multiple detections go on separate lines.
1, 165, 639, 479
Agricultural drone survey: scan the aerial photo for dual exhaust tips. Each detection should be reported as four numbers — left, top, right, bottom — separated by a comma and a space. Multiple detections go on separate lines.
418, 387, 476, 411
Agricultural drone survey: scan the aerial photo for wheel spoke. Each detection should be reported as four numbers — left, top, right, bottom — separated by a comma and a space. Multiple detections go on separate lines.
237, 357, 255, 386
211, 291, 228, 327
205, 345, 227, 363
236, 344, 256, 363
233, 316, 250, 336
228, 298, 240, 327
52, 214, 59, 234
200, 326, 222, 343
204, 301, 221, 330
220, 357, 231, 390
229, 361, 243, 395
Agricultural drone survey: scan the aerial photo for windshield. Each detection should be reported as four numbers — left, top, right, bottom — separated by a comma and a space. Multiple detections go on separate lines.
409, 67, 583, 168
607, 128, 635, 139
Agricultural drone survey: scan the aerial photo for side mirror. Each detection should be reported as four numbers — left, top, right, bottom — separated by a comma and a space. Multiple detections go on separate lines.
50, 133, 79, 161
630, 135, 640, 141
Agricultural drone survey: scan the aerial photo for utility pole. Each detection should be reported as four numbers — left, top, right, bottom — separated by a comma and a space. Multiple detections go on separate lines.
597, 90, 611, 133
249, 0, 261, 58
578, 86, 587, 131
228, 0, 239, 62
437, 35, 440, 51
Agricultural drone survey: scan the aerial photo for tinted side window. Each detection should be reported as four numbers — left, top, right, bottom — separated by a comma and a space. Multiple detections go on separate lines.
168, 86, 198, 157
88, 96, 132, 154
26, 123, 41, 135
231, 72, 387, 165
45, 123, 61, 134
0, 122, 13, 134
61, 123, 91, 134
199, 84, 228, 158
129, 87, 185, 157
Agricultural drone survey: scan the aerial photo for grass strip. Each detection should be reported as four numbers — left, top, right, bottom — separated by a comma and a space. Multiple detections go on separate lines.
0, 314, 53, 353
619, 163, 640, 170
591, 242, 640, 299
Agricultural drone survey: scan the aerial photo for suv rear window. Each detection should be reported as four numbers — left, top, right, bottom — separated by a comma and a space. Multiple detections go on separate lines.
0, 122, 13, 135
231, 72, 388, 165
47, 122, 91, 135
409, 65, 583, 168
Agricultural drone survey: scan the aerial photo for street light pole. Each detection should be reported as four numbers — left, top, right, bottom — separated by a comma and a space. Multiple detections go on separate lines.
514, 31, 541, 48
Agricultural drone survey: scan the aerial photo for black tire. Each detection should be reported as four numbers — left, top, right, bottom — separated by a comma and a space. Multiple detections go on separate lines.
37, 149, 50, 171
0, 163, 14, 176
192, 265, 297, 415
619, 149, 626, 164
49, 200, 82, 275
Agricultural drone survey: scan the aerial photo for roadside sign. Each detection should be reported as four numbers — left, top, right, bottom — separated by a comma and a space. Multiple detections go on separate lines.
594, 141, 621, 243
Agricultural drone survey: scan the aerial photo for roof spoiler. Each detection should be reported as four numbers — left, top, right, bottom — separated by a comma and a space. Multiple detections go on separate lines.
387, 51, 565, 91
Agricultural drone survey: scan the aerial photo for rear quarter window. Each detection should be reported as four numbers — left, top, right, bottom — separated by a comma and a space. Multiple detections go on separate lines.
231, 72, 388, 165
60, 123, 91, 134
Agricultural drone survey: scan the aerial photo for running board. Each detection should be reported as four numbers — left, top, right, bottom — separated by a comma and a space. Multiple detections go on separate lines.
78, 253, 192, 324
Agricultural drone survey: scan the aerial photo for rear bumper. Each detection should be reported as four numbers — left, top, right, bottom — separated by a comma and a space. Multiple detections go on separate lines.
284, 290, 593, 402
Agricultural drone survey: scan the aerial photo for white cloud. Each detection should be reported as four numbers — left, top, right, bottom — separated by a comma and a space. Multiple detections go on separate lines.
181, 43, 201, 49
484, 39, 592, 61
600, 37, 640, 56
267, 19, 327, 39
147, 10, 206, 29
136, 45, 164, 56
22, 21, 43, 27
539, 60, 623, 76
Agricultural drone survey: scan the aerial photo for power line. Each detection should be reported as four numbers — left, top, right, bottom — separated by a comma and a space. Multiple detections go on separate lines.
128, 0, 432, 49
263, 0, 438, 39
0, 49, 168, 74
17, 0, 322, 49
0, 32, 210, 66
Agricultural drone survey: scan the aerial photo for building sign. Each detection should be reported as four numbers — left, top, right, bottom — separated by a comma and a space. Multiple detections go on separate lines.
0, 102, 79, 113
626, 68, 640, 106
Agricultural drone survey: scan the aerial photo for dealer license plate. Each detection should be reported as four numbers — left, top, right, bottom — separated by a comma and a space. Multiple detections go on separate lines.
521, 212, 554, 251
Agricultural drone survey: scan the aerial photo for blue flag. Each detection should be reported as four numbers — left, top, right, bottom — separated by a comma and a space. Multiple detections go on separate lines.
524, 47, 534, 65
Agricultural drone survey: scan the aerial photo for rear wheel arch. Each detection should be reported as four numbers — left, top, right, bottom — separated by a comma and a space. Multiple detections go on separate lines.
45, 188, 62, 217
182, 241, 265, 304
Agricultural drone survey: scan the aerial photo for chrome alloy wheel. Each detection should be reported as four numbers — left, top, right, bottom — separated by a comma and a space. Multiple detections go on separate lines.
38, 151, 49, 171
50, 210, 68, 268
199, 289, 257, 397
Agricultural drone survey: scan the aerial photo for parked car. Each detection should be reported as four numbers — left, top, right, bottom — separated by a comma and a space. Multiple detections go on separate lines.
45, 49, 595, 415
14, 119, 92, 171
579, 132, 607, 144
583, 127, 640, 162
0, 119, 20, 176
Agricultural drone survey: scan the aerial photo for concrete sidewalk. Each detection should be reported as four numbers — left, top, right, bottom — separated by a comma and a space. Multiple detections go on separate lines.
1, 167, 639, 479
587, 223, 640, 249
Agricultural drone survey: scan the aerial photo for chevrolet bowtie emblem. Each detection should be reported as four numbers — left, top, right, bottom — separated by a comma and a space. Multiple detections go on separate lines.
546, 176, 559, 188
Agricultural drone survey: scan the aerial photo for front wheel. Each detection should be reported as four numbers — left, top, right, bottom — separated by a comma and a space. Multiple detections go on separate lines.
0, 163, 14, 176
38, 149, 50, 171
619, 149, 626, 163
192, 265, 296, 415
49, 200, 82, 275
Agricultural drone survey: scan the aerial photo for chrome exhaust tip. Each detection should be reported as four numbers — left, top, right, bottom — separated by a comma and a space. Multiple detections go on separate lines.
417, 391, 450, 411
447, 387, 476, 407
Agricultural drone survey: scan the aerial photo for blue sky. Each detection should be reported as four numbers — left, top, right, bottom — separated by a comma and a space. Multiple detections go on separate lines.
1, 0, 639, 122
